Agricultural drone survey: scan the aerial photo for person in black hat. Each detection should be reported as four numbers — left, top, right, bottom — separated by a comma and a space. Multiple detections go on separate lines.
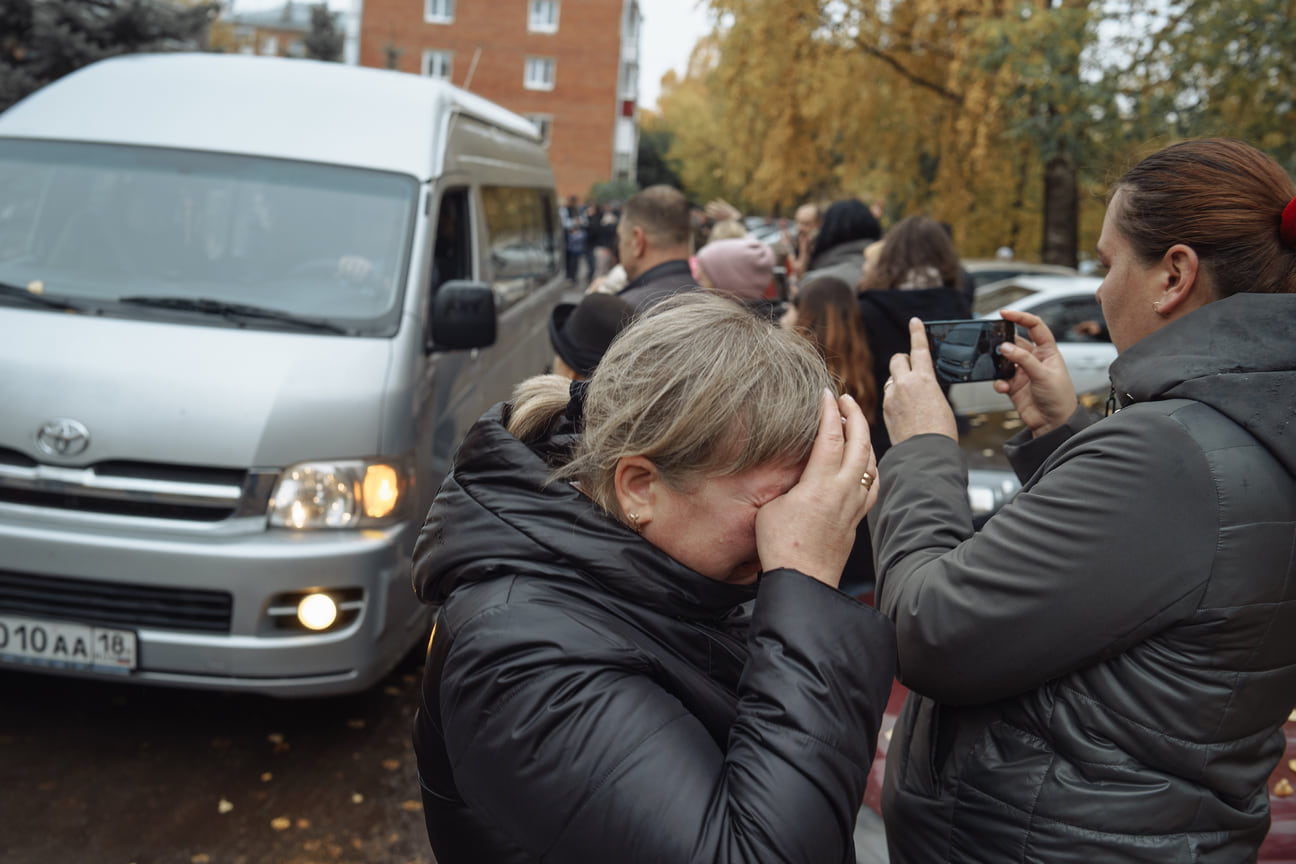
548, 292, 635, 380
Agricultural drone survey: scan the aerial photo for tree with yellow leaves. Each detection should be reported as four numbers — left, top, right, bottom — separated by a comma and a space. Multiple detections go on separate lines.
656, 0, 1293, 266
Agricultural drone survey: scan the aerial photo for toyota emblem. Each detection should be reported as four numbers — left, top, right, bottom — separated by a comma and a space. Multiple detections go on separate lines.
36, 418, 91, 457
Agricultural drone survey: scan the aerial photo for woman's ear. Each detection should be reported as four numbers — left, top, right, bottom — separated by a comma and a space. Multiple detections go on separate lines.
1155, 243, 1208, 317
613, 455, 659, 526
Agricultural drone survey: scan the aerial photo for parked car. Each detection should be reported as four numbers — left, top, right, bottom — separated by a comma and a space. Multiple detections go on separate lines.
0, 54, 565, 697
963, 257, 1079, 292
950, 275, 1114, 415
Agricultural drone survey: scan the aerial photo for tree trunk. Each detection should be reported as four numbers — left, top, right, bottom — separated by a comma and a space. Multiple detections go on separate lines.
1041, 154, 1078, 267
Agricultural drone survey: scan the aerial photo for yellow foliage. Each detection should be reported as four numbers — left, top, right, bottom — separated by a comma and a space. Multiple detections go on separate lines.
655, 0, 1118, 259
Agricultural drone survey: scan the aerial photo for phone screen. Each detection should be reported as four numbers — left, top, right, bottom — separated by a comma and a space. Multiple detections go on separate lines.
924, 319, 1016, 384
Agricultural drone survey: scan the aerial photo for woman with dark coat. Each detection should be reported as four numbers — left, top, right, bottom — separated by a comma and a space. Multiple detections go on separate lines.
412, 293, 897, 863
851, 214, 972, 458
801, 198, 883, 289
876, 138, 1296, 861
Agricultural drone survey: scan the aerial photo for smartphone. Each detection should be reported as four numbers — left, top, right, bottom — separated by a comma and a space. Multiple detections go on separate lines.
924, 319, 1016, 384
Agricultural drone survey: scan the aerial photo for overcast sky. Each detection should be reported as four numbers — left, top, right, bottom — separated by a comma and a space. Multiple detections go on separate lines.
637, 0, 715, 109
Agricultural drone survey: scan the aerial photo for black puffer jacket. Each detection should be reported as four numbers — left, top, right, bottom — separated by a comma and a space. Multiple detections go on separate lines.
411, 404, 898, 864
872, 292, 1296, 862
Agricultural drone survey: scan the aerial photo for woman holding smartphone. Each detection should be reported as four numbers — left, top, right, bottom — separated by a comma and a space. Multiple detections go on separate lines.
873, 138, 1296, 862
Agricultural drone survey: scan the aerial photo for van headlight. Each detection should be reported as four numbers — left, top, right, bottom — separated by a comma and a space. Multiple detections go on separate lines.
268, 459, 410, 529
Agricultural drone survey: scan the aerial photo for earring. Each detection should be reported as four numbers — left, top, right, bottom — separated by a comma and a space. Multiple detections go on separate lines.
627, 512, 642, 534
1152, 301, 1167, 317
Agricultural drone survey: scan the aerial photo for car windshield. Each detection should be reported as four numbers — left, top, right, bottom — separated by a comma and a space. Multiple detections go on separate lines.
945, 326, 980, 346
0, 140, 418, 335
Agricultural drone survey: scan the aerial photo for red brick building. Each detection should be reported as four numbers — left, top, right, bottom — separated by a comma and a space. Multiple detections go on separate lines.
357, 0, 640, 201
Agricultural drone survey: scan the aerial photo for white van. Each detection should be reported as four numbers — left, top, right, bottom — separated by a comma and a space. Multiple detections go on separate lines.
0, 54, 565, 696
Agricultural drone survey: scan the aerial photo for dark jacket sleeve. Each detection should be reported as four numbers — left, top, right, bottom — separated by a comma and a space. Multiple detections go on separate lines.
871, 409, 1219, 706
437, 569, 896, 864
1001, 404, 1094, 482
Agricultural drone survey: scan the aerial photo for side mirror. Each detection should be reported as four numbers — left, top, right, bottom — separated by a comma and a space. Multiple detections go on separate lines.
430, 280, 497, 351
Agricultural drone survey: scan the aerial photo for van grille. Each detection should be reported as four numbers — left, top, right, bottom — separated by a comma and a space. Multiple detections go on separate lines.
0, 448, 270, 522
0, 569, 233, 633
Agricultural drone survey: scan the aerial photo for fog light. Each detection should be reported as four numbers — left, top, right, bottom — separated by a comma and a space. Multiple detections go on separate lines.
297, 593, 339, 631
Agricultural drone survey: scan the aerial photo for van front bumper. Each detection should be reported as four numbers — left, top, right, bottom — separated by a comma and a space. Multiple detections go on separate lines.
0, 510, 429, 698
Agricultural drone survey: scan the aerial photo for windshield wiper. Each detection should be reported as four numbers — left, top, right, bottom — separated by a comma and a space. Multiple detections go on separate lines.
118, 296, 350, 334
0, 280, 88, 312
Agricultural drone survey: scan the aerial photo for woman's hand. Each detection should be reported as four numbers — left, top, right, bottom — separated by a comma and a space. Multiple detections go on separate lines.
755, 389, 877, 588
881, 318, 959, 446
994, 309, 1079, 438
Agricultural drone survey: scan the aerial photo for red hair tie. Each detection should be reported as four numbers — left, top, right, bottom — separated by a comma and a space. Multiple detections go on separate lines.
1283, 195, 1296, 247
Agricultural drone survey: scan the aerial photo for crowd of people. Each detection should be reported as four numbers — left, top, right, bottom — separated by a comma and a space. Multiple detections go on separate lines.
412, 137, 1296, 864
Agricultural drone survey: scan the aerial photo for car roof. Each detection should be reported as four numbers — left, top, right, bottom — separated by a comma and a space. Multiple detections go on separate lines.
974, 275, 1103, 317
980, 274, 1102, 294
0, 52, 541, 179
963, 258, 1078, 272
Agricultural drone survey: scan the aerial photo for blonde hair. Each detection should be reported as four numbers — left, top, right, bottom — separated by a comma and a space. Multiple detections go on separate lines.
507, 293, 833, 518
707, 218, 748, 241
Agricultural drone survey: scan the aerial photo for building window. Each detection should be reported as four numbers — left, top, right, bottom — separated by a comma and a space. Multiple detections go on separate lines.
620, 61, 637, 99
425, 0, 453, 23
423, 50, 453, 80
261, 34, 279, 55
526, 114, 552, 148
528, 0, 559, 33
524, 57, 556, 91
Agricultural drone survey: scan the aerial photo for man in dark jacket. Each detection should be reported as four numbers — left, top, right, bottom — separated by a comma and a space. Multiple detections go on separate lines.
615, 184, 696, 312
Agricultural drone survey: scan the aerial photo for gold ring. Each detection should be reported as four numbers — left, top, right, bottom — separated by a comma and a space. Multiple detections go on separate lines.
861, 472, 874, 489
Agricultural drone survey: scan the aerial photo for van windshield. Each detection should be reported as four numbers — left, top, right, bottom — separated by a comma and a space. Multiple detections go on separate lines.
0, 140, 417, 335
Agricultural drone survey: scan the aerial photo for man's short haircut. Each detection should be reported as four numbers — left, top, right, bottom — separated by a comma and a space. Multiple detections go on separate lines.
622, 185, 691, 248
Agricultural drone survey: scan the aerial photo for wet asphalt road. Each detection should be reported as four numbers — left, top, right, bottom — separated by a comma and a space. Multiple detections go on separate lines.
0, 644, 434, 864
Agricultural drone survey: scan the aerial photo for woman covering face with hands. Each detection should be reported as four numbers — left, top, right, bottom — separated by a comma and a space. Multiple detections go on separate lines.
411, 293, 896, 864
872, 138, 1296, 863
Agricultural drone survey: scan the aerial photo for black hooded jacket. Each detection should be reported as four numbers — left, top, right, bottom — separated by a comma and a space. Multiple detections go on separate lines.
411, 403, 898, 864
872, 292, 1296, 862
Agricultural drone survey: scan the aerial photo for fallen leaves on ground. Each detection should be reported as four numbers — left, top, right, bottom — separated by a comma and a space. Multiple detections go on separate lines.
400, 800, 423, 812
218, 798, 234, 814
381, 758, 401, 771
1276, 778, 1294, 798
270, 816, 292, 831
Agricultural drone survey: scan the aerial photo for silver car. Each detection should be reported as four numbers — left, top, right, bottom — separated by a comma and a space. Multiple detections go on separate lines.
0, 54, 564, 696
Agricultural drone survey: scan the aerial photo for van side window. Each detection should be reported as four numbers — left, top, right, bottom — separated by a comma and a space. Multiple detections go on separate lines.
433, 188, 470, 290
481, 185, 559, 311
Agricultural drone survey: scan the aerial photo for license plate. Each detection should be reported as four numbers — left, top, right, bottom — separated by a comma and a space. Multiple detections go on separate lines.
0, 614, 137, 672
